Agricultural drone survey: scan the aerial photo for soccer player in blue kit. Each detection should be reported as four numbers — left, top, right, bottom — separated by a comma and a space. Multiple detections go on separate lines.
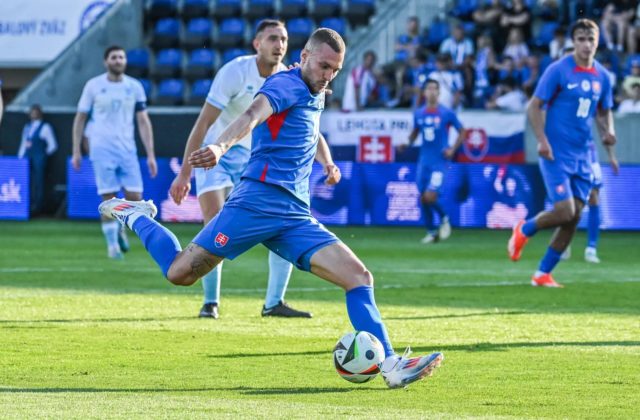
99, 28, 443, 389
402, 79, 465, 244
509, 19, 617, 287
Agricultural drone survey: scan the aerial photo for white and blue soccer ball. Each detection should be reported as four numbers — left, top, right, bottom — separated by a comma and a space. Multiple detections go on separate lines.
333, 331, 385, 383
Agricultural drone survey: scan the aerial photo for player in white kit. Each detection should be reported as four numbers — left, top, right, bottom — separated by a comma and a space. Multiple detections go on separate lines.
169, 20, 312, 319
72, 46, 157, 260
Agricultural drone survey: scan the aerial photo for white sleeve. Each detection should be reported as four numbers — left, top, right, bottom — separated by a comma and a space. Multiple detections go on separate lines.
77, 80, 94, 113
134, 80, 147, 104
206, 61, 243, 110
42, 123, 58, 155
17, 126, 28, 158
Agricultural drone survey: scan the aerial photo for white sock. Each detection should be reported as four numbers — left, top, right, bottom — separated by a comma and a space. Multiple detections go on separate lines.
125, 212, 145, 230
101, 221, 120, 250
381, 354, 400, 372
264, 251, 293, 308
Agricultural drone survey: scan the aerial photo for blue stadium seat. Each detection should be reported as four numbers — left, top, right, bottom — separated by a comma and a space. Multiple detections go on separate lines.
287, 17, 314, 49
126, 48, 150, 78
533, 22, 559, 49
152, 48, 183, 78
182, 17, 213, 49
425, 19, 449, 51
151, 17, 181, 49
186, 78, 213, 105
184, 48, 215, 80
449, 0, 478, 20
344, 0, 375, 27
221, 48, 250, 65
287, 48, 302, 65
245, 0, 276, 21
319, 17, 347, 37
138, 78, 154, 100
311, 0, 341, 20
213, 0, 242, 19
147, 0, 178, 20
181, 0, 210, 20
155, 78, 185, 105
217, 17, 246, 48
279, 0, 308, 19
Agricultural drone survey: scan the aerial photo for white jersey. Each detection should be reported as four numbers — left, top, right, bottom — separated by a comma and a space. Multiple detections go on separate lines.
204, 55, 287, 149
77, 73, 147, 159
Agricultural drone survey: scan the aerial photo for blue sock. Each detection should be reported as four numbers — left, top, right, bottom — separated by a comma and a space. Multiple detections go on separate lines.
202, 264, 221, 304
538, 247, 562, 274
345, 285, 394, 358
587, 204, 600, 249
522, 218, 538, 237
431, 201, 445, 219
422, 203, 435, 231
131, 216, 182, 278
264, 251, 293, 309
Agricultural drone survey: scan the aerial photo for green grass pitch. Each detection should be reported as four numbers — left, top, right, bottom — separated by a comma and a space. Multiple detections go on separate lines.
0, 220, 638, 418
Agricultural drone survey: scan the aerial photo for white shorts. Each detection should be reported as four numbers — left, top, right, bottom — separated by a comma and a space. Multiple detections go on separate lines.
195, 145, 250, 197
91, 153, 143, 195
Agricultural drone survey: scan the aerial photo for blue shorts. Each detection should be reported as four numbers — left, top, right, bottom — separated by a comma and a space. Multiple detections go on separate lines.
91, 153, 143, 195
539, 157, 592, 204
416, 163, 447, 194
194, 146, 250, 196
192, 179, 339, 271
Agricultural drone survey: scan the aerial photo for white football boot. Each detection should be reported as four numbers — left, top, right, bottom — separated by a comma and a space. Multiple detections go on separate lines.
438, 216, 452, 240
584, 247, 601, 264
381, 347, 444, 389
98, 198, 157, 228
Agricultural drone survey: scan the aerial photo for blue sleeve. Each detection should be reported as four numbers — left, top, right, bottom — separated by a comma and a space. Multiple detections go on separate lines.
449, 109, 463, 130
258, 72, 305, 114
599, 72, 614, 110
533, 63, 561, 102
413, 109, 419, 128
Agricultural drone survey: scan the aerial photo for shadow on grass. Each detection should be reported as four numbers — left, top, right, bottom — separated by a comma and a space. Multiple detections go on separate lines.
0, 316, 196, 324
384, 310, 531, 320
0, 386, 380, 395
207, 340, 640, 359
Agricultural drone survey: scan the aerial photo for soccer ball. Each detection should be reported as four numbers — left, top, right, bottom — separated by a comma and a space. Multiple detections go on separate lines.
333, 331, 385, 383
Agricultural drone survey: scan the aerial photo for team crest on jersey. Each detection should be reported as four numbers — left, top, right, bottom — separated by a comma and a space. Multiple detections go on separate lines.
215, 232, 229, 248
581, 80, 591, 92
592, 81, 601, 94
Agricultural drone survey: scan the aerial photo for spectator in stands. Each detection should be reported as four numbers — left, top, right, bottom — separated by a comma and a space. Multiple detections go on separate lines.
368, 68, 397, 108
18, 104, 58, 215
497, 56, 522, 85
460, 53, 476, 107
623, 57, 640, 88
502, 28, 529, 67
342, 50, 377, 111
618, 80, 640, 112
473, 33, 498, 108
549, 27, 573, 60
395, 16, 423, 62
0, 80, 3, 129
625, 3, 640, 53
439, 24, 474, 68
427, 53, 463, 109
405, 50, 432, 107
485, 77, 527, 112
565, 0, 596, 25
601, 1, 635, 51
500, 0, 532, 41
522, 55, 541, 93
473, 0, 504, 49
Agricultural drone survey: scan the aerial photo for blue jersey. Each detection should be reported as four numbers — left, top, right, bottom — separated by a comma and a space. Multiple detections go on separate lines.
242, 68, 324, 205
413, 104, 463, 166
534, 55, 613, 162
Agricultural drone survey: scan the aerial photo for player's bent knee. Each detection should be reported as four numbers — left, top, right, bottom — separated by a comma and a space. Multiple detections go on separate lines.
354, 269, 374, 288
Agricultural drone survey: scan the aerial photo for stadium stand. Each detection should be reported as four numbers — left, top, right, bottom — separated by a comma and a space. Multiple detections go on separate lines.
217, 17, 247, 48
155, 78, 185, 105
186, 78, 213, 105
126, 48, 151, 78
152, 48, 183, 79
184, 48, 216, 80
244, 0, 276, 21
180, 0, 211, 20
147, 0, 179, 20
212, 0, 243, 19
151, 17, 181, 49
181, 17, 214, 50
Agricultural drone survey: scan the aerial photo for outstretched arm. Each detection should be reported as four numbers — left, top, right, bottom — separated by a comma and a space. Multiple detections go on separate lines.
189, 94, 274, 168
315, 133, 341, 185
169, 103, 222, 204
